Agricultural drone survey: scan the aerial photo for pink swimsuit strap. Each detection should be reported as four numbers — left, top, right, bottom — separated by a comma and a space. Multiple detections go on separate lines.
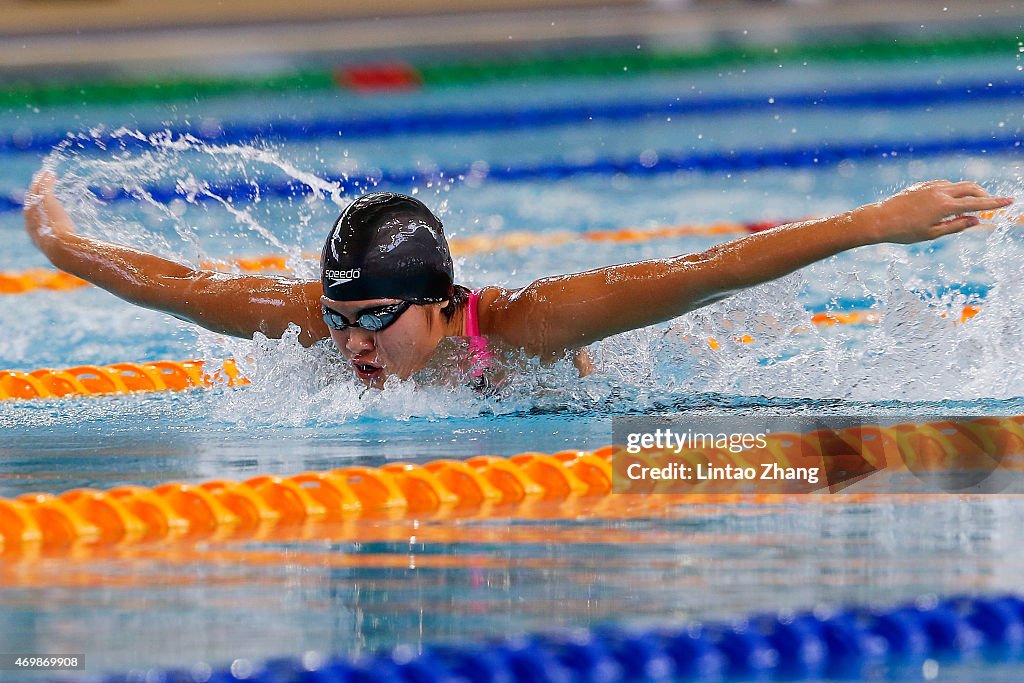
464, 288, 493, 377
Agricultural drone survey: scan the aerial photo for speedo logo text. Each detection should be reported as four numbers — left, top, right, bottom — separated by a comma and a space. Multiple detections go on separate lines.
325, 268, 361, 285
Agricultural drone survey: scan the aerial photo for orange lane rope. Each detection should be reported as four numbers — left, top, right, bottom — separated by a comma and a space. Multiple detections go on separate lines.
1, 416, 1022, 554
0, 359, 248, 401
0, 495, 983, 572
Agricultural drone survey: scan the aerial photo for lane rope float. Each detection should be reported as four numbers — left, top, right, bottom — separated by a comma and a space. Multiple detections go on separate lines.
0, 359, 247, 401
1, 415, 1022, 552
73, 593, 1024, 683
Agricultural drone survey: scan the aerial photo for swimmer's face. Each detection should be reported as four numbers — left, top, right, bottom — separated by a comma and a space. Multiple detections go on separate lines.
321, 297, 448, 388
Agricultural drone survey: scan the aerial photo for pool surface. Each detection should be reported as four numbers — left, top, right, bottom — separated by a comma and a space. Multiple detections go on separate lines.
2, 19, 1024, 680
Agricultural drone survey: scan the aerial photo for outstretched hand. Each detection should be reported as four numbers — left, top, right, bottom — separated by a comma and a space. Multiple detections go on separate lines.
23, 170, 76, 255
866, 180, 1013, 245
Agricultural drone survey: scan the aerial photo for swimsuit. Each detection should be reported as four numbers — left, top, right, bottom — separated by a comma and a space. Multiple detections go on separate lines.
464, 288, 494, 379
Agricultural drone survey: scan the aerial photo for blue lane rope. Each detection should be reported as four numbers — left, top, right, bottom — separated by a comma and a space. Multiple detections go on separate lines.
3, 133, 1019, 215
2, 78, 1023, 156
78, 593, 1024, 682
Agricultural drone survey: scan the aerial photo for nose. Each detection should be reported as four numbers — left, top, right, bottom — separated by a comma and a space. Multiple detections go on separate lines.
344, 328, 375, 355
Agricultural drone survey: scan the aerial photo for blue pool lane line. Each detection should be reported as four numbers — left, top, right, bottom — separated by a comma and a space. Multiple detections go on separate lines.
77, 594, 1024, 682
4, 78, 1024, 154
3, 133, 1021, 214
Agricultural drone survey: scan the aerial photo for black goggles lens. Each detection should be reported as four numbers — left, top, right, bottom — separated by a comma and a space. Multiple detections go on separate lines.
322, 302, 411, 332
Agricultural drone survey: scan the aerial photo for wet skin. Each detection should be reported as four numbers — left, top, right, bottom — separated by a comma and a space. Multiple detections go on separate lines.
321, 297, 461, 387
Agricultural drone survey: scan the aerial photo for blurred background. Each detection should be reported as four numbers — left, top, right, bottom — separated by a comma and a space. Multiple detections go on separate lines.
3, 0, 1022, 69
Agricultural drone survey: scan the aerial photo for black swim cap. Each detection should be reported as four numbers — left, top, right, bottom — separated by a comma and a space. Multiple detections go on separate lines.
321, 192, 454, 303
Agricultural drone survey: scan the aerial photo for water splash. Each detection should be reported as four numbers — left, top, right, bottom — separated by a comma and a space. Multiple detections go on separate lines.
647, 200, 1024, 404
43, 130, 338, 277
35, 131, 1024, 422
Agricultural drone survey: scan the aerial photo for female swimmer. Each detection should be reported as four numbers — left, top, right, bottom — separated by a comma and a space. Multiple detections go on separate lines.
23, 171, 1012, 387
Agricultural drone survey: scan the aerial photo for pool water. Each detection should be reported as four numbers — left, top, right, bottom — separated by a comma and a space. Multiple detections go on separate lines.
2, 29, 1024, 679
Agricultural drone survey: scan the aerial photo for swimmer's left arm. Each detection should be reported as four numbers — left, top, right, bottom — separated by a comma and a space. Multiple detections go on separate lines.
483, 180, 1012, 356
24, 171, 329, 345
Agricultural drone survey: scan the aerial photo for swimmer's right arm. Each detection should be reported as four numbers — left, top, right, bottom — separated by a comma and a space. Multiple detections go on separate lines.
23, 172, 329, 346
482, 180, 1013, 356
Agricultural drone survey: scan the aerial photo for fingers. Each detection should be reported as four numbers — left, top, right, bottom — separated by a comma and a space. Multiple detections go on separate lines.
917, 180, 1013, 203
23, 170, 74, 244
922, 180, 1013, 219
945, 181, 989, 198
24, 170, 57, 210
950, 195, 1014, 211
938, 181, 1014, 209
931, 214, 981, 238
30, 169, 56, 193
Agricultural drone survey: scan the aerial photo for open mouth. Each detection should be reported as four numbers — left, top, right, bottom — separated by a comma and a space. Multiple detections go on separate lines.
352, 360, 384, 382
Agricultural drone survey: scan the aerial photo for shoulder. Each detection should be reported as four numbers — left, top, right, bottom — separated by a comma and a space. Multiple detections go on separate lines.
471, 283, 571, 359
469, 286, 502, 335
473, 285, 526, 340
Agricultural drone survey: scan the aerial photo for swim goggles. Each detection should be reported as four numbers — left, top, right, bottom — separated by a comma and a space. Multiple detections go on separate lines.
322, 301, 411, 332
